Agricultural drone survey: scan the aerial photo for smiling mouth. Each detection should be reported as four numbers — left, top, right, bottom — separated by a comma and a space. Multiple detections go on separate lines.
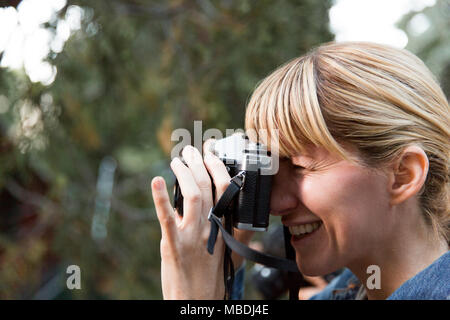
288, 221, 322, 236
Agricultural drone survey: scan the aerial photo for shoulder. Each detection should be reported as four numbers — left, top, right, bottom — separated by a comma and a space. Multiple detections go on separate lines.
388, 251, 450, 300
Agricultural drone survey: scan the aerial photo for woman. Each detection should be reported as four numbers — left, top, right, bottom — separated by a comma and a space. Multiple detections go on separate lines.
151, 42, 450, 300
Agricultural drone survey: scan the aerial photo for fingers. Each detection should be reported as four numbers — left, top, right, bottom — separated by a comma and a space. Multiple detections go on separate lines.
170, 157, 203, 226
181, 145, 213, 218
151, 176, 177, 242
203, 140, 232, 200
203, 139, 215, 154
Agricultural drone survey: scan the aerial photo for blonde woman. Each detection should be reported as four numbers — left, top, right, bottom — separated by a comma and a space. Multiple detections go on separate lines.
151, 42, 450, 300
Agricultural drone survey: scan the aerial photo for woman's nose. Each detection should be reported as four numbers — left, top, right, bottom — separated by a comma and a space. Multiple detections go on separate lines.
270, 162, 298, 216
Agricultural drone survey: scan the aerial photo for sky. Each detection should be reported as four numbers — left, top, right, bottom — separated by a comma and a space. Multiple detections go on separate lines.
0, 0, 437, 85
0, 0, 81, 85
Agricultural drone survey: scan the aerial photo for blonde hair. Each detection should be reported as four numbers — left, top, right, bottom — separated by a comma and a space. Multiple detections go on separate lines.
245, 41, 450, 243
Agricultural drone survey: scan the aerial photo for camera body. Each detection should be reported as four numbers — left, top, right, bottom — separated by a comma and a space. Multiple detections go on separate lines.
173, 133, 274, 231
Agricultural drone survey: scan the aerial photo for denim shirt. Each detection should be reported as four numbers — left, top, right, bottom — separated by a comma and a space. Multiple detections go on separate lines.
386, 250, 450, 300
230, 262, 246, 300
232, 251, 450, 300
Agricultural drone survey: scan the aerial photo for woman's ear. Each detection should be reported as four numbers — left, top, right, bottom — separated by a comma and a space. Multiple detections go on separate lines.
388, 145, 429, 206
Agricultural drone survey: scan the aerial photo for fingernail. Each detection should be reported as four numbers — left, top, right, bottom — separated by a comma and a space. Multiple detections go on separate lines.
152, 177, 163, 190
183, 145, 194, 156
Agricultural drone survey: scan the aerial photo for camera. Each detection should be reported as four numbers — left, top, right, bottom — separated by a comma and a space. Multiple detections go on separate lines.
173, 133, 274, 231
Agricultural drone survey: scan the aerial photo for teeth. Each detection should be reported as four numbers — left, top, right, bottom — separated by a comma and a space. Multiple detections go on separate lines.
299, 225, 305, 234
289, 222, 322, 236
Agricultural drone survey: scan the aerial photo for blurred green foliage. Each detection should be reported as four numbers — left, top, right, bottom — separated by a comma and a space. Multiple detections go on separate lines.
398, 0, 450, 97
0, 0, 334, 299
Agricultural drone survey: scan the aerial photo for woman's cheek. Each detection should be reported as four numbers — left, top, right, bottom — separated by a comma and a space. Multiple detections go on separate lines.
299, 166, 388, 251
298, 167, 356, 215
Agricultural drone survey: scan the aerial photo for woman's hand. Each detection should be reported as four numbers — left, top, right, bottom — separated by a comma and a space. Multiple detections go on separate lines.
151, 144, 233, 299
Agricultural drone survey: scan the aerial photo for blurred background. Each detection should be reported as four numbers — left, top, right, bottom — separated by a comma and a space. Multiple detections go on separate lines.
0, 0, 448, 299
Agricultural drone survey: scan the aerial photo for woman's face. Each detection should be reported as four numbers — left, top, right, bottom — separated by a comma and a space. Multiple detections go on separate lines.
270, 144, 393, 276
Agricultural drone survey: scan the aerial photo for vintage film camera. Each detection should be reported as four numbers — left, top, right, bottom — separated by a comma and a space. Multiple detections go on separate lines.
173, 133, 274, 231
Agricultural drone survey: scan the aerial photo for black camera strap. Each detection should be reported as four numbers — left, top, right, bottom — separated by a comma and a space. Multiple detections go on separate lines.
207, 172, 301, 299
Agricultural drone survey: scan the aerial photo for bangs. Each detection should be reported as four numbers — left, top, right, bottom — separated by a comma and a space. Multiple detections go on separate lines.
245, 55, 350, 161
